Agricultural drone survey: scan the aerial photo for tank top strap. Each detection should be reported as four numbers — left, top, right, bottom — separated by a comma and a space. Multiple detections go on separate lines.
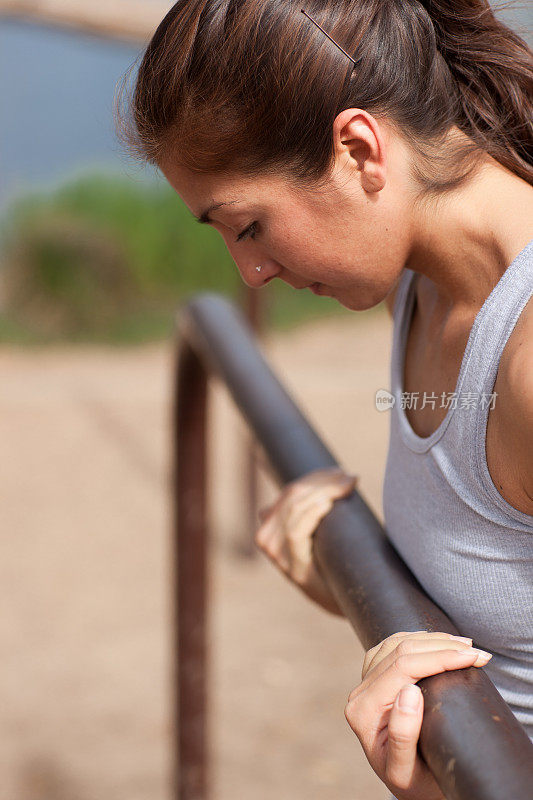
389, 267, 417, 393
468, 238, 533, 526
391, 267, 417, 324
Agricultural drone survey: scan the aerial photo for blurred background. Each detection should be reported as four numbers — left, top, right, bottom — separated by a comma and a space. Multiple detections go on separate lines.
0, 2, 531, 798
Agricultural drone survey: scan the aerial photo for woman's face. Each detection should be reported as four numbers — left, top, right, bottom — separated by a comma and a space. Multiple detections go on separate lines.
159, 111, 416, 311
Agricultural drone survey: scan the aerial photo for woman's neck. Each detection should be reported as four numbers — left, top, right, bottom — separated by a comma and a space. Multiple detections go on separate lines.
406, 157, 533, 320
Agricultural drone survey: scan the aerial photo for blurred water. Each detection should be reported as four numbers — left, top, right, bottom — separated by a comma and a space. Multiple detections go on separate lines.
0, 4, 531, 220
0, 19, 161, 219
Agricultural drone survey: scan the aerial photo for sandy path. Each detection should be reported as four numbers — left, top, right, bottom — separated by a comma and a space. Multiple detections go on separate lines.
0, 306, 393, 799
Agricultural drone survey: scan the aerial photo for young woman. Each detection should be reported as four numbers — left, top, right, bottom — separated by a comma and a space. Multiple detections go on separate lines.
117, 1, 533, 797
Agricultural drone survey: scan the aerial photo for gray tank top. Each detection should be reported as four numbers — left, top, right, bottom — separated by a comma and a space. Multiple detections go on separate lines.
382, 236, 533, 751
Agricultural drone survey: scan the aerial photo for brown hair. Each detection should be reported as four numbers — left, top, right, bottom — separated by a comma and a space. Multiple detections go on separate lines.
115, 0, 533, 195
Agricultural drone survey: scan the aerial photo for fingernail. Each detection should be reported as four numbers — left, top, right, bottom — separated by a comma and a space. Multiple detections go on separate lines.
459, 647, 493, 662
450, 636, 472, 644
398, 684, 420, 713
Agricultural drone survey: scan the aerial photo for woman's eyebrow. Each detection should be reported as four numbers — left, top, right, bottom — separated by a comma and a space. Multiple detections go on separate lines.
195, 199, 241, 224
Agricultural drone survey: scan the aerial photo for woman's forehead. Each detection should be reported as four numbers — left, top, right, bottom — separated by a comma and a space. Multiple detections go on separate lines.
160, 161, 302, 213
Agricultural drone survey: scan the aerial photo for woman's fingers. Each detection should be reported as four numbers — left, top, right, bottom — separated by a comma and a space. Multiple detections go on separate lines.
257, 497, 331, 583
254, 468, 357, 615
276, 467, 357, 506
281, 471, 357, 517
285, 498, 335, 580
348, 648, 491, 712
256, 469, 357, 548
345, 643, 480, 799
367, 639, 492, 684
362, 632, 475, 679
385, 684, 424, 792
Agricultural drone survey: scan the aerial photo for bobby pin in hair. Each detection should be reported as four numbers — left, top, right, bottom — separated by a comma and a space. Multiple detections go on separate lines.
301, 9, 363, 70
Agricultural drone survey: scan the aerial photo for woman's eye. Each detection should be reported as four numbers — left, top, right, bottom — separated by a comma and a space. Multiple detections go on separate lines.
235, 221, 258, 242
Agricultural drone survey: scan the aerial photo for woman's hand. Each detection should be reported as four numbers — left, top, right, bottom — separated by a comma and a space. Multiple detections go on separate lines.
344, 631, 493, 800
255, 466, 358, 615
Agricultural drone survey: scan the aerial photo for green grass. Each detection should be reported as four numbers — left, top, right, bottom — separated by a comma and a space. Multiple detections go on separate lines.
0, 172, 354, 344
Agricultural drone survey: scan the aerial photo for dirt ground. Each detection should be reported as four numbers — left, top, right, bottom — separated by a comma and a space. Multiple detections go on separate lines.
0, 305, 394, 800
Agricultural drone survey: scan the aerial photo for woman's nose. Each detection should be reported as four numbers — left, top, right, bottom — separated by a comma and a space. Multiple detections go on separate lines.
236, 259, 279, 288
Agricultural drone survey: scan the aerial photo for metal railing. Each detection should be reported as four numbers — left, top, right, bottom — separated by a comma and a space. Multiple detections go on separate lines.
172, 292, 533, 800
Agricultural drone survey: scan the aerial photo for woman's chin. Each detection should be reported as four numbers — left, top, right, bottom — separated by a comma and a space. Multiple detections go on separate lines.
309, 283, 383, 312
338, 292, 383, 312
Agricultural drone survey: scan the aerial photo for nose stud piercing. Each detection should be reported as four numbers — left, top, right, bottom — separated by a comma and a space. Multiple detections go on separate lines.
256, 266, 262, 272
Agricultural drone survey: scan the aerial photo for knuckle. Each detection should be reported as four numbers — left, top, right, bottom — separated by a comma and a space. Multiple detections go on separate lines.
258, 538, 276, 559
254, 525, 270, 546
347, 685, 361, 704
383, 632, 407, 647
346, 687, 371, 716
364, 642, 380, 658
387, 723, 415, 749
395, 639, 415, 657
344, 698, 363, 731
345, 697, 374, 744
392, 654, 410, 673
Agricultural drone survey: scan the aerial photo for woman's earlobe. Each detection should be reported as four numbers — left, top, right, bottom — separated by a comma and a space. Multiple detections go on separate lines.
361, 165, 386, 194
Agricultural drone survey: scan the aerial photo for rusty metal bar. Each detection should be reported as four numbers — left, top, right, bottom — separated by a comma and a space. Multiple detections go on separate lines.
173, 341, 209, 800
173, 292, 533, 800
241, 286, 263, 557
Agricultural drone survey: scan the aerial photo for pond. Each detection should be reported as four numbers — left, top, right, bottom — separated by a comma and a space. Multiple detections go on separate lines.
0, 18, 161, 218
0, 4, 530, 219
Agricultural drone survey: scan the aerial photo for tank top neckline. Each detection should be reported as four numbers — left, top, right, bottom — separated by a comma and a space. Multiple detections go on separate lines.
393, 236, 533, 454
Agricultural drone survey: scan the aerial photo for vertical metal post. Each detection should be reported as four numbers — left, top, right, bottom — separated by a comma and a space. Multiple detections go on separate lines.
241, 286, 263, 557
173, 341, 209, 800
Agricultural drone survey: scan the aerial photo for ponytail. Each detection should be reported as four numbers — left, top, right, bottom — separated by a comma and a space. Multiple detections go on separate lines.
418, 0, 532, 184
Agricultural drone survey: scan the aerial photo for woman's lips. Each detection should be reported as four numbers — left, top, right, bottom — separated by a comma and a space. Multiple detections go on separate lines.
309, 282, 322, 295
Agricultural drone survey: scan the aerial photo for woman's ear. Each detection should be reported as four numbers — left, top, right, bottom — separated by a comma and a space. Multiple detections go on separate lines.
332, 108, 387, 193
